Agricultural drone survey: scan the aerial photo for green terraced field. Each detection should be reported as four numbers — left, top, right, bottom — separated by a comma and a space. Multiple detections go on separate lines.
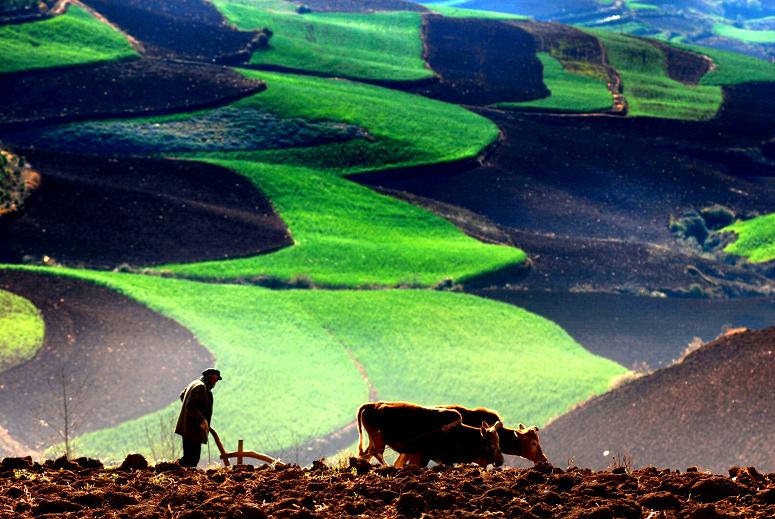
678, 44, 775, 86
16, 269, 625, 462
722, 213, 775, 264
157, 71, 517, 286
497, 53, 612, 113
592, 31, 723, 120
212, 0, 430, 81
0, 5, 137, 74
157, 160, 525, 287
713, 23, 775, 44
0, 290, 44, 372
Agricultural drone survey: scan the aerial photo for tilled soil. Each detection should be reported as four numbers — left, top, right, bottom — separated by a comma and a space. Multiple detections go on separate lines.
541, 327, 775, 474
0, 271, 212, 457
407, 16, 547, 104
3, 456, 775, 518
81, 0, 261, 62
0, 60, 265, 129
0, 150, 292, 269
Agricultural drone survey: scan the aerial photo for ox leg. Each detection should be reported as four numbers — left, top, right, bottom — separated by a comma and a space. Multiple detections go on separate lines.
361, 430, 388, 466
396, 453, 422, 466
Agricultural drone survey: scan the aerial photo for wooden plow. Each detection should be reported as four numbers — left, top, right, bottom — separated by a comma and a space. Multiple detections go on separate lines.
209, 427, 286, 468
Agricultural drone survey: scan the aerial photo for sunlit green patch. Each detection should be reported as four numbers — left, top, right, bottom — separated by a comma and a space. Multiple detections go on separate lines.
592, 31, 723, 120
0, 290, 44, 372
423, 3, 529, 19
212, 0, 430, 81
13, 268, 625, 461
496, 53, 612, 113
625, 1, 659, 11
677, 43, 775, 86
713, 23, 775, 44
722, 213, 775, 263
0, 5, 137, 74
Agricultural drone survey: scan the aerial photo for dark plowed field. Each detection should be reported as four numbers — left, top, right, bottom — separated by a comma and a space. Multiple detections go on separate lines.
408, 15, 547, 104
542, 327, 775, 474
474, 290, 775, 369
646, 39, 711, 85
0, 271, 212, 457
81, 0, 261, 61
361, 106, 775, 244
4, 457, 775, 518
296, 0, 427, 12
0, 150, 292, 269
0, 60, 265, 129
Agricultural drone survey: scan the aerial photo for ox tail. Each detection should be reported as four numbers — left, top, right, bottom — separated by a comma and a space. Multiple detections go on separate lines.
356, 403, 370, 458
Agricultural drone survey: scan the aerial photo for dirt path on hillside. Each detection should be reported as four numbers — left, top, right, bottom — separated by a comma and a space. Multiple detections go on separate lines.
0, 270, 213, 457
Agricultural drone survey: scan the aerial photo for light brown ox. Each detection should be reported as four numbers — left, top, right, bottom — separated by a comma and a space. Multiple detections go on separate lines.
357, 401, 504, 467
397, 404, 547, 466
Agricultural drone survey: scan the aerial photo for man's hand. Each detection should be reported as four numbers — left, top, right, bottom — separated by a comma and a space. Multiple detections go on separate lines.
200, 421, 209, 435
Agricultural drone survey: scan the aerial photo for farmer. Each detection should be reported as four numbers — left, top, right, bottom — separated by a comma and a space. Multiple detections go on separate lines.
175, 368, 222, 467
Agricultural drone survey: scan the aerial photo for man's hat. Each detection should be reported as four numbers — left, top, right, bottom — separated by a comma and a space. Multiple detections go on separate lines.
202, 368, 222, 380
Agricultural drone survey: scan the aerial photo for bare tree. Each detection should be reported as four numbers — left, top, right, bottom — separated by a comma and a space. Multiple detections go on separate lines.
144, 411, 180, 462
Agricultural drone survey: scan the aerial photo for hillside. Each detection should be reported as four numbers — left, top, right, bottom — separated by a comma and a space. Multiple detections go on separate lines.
0, 0, 773, 474
541, 327, 775, 474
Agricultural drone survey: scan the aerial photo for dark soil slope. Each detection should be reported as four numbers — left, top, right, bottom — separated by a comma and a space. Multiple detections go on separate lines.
0, 270, 213, 456
363, 109, 775, 245
0, 60, 265, 129
297, 0, 427, 12
0, 150, 292, 269
541, 327, 775, 474
646, 39, 711, 84
81, 0, 263, 62
475, 290, 775, 369
4, 459, 775, 518
408, 15, 547, 104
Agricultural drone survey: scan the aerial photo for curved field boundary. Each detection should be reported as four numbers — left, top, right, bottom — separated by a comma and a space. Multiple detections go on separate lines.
4, 267, 626, 463
0, 151, 292, 269
0, 4, 137, 74
0, 288, 44, 373
0, 269, 213, 457
213, 0, 431, 82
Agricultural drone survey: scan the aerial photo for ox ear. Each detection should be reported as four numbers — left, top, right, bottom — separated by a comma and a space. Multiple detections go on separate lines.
480, 421, 489, 437
519, 423, 526, 430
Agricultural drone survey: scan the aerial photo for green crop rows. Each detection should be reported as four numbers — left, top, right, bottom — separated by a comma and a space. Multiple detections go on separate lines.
212, 0, 430, 81
0, 290, 44, 372
722, 213, 775, 264
713, 23, 775, 44
497, 53, 612, 113
17, 268, 625, 462
0, 5, 137, 74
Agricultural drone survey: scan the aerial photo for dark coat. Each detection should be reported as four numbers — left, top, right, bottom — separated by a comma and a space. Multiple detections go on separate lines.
175, 377, 213, 444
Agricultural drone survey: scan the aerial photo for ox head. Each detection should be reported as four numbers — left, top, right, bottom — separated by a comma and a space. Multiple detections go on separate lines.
513, 423, 547, 464
480, 421, 504, 467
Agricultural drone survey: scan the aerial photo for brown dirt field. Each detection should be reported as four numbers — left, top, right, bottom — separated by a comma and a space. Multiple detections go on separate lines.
0, 150, 292, 269
406, 15, 547, 104
0, 270, 213, 457
645, 39, 711, 85
0, 60, 265, 129
541, 327, 775, 474
3, 457, 775, 518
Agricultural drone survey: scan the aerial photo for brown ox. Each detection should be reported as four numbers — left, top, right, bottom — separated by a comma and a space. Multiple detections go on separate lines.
357, 401, 503, 467
397, 405, 547, 466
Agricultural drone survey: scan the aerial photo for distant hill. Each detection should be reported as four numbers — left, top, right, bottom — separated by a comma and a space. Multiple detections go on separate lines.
422, 0, 775, 60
